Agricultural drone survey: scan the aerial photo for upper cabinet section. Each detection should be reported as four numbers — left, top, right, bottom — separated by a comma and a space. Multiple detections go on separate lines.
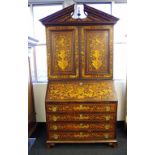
40, 4, 119, 80
40, 4, 119, 26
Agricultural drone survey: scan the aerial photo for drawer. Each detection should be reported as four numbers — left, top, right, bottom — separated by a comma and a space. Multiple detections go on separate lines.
48, 131, 115, 141
47, 122, 115, 131
47, 113, 116, 122
46, 103, 116, 113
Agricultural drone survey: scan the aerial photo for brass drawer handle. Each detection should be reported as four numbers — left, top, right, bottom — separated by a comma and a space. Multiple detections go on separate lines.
105, 106, 111, 112
53, 134, 58, 139
104, 134, 109, 139
52, 106, 57, 112
52, 125, 58, 130
52, 116, 57, 121
81, 51, 84, 56
49, 106, 57, 112
105, 124, 110, 130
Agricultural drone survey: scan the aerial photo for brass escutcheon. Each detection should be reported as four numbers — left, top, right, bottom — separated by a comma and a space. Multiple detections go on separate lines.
52, 116, 57, 121
80, 114, 83, 119
79, 114, 88, 120
53, 125, 57, 130
79, 105, 83, 109
80, 123, 89, 129
81, 51, 84, 56
52, 106, 57, 112
79, 132, 84, 137
53, 134, 58, 139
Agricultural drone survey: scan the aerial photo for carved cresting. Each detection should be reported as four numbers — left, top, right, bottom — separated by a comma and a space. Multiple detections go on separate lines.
46, 81, 117, 101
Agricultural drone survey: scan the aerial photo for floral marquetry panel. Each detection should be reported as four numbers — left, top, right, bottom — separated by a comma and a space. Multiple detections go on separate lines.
46, 80, 117, 102
46, 26, 79, 79
80, 26, 113, 79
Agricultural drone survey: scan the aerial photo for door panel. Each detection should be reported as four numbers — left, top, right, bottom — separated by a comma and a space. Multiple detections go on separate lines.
46, 26, 79, 79
80, 26, 113, 79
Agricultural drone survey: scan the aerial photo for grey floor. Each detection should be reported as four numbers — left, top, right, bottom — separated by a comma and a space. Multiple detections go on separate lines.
29, 123, 127, 155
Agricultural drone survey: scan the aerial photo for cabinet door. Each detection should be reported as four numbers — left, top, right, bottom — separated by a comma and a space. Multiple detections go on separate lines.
46, 26, 79, 79
80, 26, 113, 79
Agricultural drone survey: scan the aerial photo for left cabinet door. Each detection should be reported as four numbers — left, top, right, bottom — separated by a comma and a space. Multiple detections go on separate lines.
46, 26, 79, 80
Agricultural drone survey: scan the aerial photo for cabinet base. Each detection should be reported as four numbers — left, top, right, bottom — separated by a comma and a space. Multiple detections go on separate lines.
47, 143, 55, 148
46, 140, 117, 148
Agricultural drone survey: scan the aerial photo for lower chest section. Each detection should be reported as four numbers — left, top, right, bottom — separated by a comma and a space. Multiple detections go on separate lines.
46, 102, 117, 141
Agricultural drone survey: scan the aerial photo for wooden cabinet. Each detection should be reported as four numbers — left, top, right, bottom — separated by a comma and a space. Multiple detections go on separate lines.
40, 4, 119, 147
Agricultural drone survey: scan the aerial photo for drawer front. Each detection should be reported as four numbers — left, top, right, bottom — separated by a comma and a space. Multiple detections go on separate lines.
48, 131, 115, 141
47, 113, 116, 122
48, 122, 115, 131
46, 103, 116, 113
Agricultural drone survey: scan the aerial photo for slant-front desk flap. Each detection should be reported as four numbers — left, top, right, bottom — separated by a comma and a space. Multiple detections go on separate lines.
46, 80, 117, 102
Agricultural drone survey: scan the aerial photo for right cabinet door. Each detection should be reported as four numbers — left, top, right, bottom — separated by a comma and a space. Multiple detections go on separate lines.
80, 26, 113, 79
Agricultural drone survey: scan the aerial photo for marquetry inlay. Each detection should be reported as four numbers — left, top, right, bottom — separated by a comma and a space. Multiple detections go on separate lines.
80, 26, 113, 79
46, 81, 117, 102
86, 31, 107, 71
46, 26, 79, 79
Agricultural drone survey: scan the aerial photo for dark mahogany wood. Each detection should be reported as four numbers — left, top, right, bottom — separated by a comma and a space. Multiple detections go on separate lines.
40, 4, 119, 26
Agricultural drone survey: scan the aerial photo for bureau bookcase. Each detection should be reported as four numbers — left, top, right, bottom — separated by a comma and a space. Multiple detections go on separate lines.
40, 4, 119, 147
